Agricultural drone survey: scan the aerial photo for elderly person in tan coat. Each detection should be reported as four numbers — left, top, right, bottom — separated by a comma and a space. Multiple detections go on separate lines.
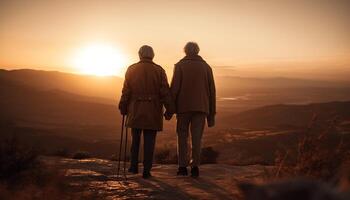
170, 42, 216, 177
119, 45, 173, 179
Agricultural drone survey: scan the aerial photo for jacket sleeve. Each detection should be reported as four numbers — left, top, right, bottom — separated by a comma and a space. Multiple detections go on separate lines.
160, 69, 175, 114
208, 65, 216, 116
118, 69, 131, 114
170, 64, 182, 112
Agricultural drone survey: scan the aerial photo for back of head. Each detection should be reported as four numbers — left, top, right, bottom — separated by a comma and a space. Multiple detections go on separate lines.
184, 42, 200, 56
138, 45, 154, 60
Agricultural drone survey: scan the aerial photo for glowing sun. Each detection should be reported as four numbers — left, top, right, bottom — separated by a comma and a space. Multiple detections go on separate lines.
73, 44, 127, 76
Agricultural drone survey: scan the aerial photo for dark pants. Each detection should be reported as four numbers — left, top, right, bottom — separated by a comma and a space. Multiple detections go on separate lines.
130, 128, 157, 173
177, 112, 206, 167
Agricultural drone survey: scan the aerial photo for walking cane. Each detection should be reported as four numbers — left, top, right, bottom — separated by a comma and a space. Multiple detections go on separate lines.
123, 126, 128, 180
116, 115, 125, 179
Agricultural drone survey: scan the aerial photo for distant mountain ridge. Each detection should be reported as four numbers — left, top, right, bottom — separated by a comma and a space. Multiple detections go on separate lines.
1, 68, 350, 160
1, 68, 350, 132
1, 69, 349, 99
0, 69, 123, 101
216, 76, 350, 96
0, 75, 121, 140
227, 101, 350, 129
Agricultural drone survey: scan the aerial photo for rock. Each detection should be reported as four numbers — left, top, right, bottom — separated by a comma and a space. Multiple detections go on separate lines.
42, 156, 270, 199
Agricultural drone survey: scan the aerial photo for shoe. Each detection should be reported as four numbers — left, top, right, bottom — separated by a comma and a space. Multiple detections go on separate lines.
142, 171, 152, 179
177, 167, 188, 176
128, 166, 138, 174
191, 166, 199, 178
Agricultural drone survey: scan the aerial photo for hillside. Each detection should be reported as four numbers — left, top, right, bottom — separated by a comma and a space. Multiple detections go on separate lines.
1, 68, 350, 162
225, 101, 350, 129
0, 69, 122, 102
216, 76, 350, 91
0, 76, 121, 140
2, 69, 350, 101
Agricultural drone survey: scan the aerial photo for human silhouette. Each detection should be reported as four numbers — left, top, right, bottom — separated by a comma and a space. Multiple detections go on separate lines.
119, 45, 174, 179
170, 42, 216, 177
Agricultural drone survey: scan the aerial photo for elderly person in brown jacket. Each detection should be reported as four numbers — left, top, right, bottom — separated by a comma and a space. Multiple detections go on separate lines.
119, 45, 173, 179
170, 42, 216, 177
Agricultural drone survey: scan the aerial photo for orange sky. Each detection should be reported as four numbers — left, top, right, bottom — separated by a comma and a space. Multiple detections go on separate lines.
1, 0, 349, 80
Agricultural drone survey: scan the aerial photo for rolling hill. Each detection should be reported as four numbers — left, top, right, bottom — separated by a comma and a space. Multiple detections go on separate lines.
2, 68, 349, 100
1, 68, 350, 160
0, 76, 121, 140
225, 101, 350, 129
0, 69, 123, 102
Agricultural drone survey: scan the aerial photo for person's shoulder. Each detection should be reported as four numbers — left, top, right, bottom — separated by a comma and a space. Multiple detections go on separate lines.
199, 57, 211, 68
196, 56, 209, 64
152, 62, 166, 72
127, 62, 139, 69
125, 62, 142, 75
175, 56, 188, 67
177, 55, 207, 63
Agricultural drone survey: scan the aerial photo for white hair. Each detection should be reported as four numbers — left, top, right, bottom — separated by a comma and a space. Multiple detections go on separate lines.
184, 42, 200, 56
138, 45, 154, 59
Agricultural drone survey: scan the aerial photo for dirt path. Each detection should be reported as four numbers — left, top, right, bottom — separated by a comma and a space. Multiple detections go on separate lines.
43, 157, 269, 200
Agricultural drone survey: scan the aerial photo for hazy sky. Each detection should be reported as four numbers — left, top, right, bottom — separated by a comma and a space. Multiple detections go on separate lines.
1, 0, 349, 79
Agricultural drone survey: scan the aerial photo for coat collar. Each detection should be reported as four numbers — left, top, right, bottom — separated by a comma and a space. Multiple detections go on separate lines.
181, 55, 204, 61
139, 58, 154, 64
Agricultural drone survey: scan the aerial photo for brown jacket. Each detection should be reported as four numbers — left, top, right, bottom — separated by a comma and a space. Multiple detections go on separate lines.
119, 58, 173, 131
170, 55, 216, 117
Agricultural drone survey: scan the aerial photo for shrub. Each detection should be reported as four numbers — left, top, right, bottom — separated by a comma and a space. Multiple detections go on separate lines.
155, 148, 171, 163
0, 136, 39, 182
201, 146, 219, 164
72, 151, 91, 159
155, 145, 177, 164
51, 148, 71, 158
274, 115, 349, 181
0, 135, 82, 199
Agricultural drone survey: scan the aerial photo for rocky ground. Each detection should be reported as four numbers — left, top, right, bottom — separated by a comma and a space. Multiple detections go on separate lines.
43, 157, 271, 200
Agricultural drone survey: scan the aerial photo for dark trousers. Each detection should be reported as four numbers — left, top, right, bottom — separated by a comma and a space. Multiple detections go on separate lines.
177, 112, 206, 167
130, 128, 157, 172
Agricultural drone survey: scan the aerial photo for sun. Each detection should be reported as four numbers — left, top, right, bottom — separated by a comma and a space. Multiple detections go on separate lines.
73, 44, 127, 76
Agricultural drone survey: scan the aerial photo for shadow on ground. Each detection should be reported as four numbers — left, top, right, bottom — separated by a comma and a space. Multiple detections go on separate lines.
42, 157, 269, 200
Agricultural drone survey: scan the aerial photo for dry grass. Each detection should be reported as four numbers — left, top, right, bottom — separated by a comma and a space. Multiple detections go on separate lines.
0, 135, 91, 199
155, 145, 178, 164
274, 114, 349, 181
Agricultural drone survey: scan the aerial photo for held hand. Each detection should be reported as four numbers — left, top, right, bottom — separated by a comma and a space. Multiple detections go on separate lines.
120, 109, 127, 115
164, 112, 173, 120
119, 104, 127, 115
207, 114, 215, 127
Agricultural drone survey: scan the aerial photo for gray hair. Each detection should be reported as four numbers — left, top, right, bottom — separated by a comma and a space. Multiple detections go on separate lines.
184, 42, 200, 56
138, 45, 154, 59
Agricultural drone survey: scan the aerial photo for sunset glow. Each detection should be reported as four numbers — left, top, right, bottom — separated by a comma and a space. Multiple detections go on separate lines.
72, 44, 127, 76
1, 0, 350, 80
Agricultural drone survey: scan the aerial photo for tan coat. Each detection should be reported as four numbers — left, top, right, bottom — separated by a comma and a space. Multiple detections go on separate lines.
170, 55, 216, 116
119, 58, 173, 131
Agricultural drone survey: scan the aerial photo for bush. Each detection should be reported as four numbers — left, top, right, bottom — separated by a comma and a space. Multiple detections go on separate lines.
201, 146, 219, 164
155, 146, 177, 164
0, 135, 81, 199
274, 115, 349, 181
0, 136, 39, 182
51, 148, 70, 158
155, 148, 171, 163
72, 151, 91, 159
